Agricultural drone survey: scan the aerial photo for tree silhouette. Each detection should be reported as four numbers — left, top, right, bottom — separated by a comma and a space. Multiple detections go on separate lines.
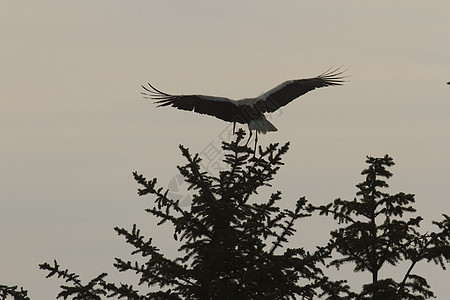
0, 285, 30, 300
310, 155, 450, 299
3, 132, 448, 299
38, 130, 349, 299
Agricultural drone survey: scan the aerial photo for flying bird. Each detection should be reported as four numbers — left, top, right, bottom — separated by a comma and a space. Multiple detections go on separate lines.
142, 68, 346, 154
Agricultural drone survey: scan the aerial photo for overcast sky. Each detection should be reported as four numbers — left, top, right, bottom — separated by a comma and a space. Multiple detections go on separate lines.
1, 1, 449, 299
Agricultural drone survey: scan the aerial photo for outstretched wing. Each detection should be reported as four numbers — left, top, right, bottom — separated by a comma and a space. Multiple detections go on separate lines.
141, 84, 240, 122
253, 68, 347, 113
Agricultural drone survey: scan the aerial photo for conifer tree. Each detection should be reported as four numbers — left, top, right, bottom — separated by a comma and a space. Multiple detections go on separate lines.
39, 130, 347, 299
0, 285, 30, 300
310, 155, 450, 299
5, 134, 447, 299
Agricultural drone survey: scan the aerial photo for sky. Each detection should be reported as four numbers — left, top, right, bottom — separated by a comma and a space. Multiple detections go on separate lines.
1, 1, 449, 299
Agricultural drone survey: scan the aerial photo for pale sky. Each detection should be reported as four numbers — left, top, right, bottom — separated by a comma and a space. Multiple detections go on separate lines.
1, 1, 449, 299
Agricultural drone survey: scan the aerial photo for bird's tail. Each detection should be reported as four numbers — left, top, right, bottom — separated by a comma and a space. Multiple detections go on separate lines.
249, 116, 278, 134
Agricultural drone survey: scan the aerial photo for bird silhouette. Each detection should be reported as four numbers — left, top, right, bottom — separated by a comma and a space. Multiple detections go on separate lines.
142, 68, 347, 154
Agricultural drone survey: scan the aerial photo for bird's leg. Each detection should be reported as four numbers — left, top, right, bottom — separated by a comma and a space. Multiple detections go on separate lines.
245, 129, 253, 146
232, 122, 236, 134
253, 131, 258, 156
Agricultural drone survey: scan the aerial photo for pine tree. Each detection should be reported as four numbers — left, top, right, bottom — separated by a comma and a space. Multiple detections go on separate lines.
5, 134, 445, 299
310, 155, 450, 299
39, 130, 348, 299
0, 285, 30, 300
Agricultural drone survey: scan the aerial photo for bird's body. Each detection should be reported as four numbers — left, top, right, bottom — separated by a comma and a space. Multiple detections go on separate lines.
142, 68, 346, 153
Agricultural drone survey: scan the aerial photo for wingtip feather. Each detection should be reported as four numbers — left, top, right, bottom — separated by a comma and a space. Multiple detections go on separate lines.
317, 66, 349, 86
141, 83, 174, 102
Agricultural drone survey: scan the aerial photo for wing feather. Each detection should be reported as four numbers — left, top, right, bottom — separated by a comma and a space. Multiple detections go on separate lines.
254, 67, 347, 113
141, 83, 240, 122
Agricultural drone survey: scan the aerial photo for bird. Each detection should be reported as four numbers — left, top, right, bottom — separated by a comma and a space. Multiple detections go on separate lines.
142, 68, 347, 154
